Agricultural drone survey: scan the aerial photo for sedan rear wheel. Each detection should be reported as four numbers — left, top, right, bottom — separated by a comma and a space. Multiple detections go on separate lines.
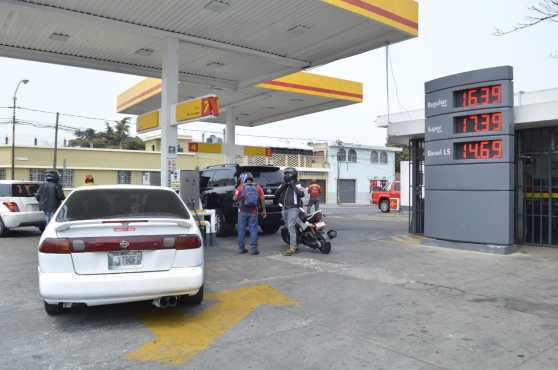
181, 286, 204, 306
44, 301, 64, 315
0, 218, 7, 237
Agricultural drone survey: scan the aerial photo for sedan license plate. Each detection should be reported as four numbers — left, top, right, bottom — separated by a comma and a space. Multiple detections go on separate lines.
315, 221, 326, 229
108, 251, 142, 270
265, 199, 274, 205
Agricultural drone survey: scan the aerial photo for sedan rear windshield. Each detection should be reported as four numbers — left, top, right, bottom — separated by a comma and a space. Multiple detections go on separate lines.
56, 189, 190, 222
11, 183, 40, 197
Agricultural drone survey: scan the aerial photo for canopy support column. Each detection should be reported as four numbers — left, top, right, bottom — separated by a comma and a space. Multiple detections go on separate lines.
224, 108, 235, 164
160, 37, 179, 187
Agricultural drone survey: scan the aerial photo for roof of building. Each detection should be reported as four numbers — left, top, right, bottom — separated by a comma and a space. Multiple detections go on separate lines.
328, 142, 402, 152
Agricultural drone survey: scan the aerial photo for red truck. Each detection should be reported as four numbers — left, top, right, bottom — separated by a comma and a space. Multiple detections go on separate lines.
371, 180, 400, 213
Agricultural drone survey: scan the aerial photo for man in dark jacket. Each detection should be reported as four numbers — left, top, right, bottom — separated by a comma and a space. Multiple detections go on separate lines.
275, 167, 305, 256
36, 170, 65, 224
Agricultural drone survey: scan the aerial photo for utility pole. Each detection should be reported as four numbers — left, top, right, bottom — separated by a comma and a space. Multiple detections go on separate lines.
53, 112, 59, 169
11, 95, 16, 180
11, 79, 29, 180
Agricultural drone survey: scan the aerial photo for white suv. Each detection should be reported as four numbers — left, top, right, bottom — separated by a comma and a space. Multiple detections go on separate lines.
38, 185, 204, 315
0, 180, 46, 236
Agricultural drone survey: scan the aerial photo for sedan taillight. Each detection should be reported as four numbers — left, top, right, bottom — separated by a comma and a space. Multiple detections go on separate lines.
39, 238, 72, 254
175, 235, 202, 250
39, 235, 201, 253
3, 202, 19, 212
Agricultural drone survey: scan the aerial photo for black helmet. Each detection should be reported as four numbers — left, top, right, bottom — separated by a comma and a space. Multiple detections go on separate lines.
239, 172, 254, 184
45, 170, 59, 182
283, 167, 298, 183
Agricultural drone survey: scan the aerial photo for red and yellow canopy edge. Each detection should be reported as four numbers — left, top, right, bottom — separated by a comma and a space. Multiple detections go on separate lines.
321, 0, 418, 36
117, 72, 363, 113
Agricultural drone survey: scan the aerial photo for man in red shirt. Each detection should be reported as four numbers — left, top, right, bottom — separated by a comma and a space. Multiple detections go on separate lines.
307, 180, 321, 214
233, 172, 266, 255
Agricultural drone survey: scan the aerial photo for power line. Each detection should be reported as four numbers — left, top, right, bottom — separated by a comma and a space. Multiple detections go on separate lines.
11, 106, 127, 123
388, 51, 414, 121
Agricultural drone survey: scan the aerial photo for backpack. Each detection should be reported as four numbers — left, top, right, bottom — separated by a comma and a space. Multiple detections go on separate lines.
242, 184, 259, 208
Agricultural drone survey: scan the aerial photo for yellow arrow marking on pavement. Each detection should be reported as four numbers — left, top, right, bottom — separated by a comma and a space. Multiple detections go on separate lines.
127, 284, 299, 365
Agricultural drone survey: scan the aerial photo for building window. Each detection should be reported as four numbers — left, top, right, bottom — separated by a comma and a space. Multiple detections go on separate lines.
117, 170, 132, 184
380, 151, 388, 164
348, 149, 357, 163
29, 168, 45, 182
151, 145, 156, 151
59, 170, 74, 188
0, 168, 5, 180
30, 168, 73, 188
337, 148, 346, 162
370, 151, 379, 163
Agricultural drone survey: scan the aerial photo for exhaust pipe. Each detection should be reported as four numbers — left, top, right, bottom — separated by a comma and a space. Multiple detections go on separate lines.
153, 296, 168, 308
152, 296, 179, 308
167, 296, 178, 307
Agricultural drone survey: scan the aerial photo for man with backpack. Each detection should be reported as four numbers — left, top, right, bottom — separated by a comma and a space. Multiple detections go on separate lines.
233, 172, 266, 255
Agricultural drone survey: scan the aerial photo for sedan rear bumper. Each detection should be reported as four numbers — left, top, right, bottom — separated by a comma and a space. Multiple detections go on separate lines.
2, 211, 46, 228
39, 266, 203, 306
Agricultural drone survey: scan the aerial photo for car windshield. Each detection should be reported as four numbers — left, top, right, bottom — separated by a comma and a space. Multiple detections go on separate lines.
246, 168, 283, 186
11, 183, 40, 197
56, 188, 190, 222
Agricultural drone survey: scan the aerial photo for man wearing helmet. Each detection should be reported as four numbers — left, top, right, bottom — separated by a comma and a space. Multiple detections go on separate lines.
233, 172, 266, 255
275, 167, 305, 256
35, 170, 65, 224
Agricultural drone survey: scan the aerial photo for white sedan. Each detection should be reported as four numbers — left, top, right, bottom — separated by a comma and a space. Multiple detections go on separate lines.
38, 185, 204, 315
0, 180, 46, 235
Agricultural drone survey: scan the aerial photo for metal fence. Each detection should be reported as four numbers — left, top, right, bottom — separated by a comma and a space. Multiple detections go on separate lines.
236, 154, 328, 168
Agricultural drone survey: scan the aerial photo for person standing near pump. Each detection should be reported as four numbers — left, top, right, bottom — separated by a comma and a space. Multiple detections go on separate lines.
84, 174, 95, 186
275, 167, 305, 256
307, 179, 321, 214
233, 172, 266, 255
36, 170, 65, 224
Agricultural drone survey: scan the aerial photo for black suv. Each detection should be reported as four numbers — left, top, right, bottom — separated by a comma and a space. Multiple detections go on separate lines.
200, 164, 283, 236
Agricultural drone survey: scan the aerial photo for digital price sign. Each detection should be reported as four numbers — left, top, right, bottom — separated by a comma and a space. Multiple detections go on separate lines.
454, 112, 503, 134
454, 85, 502, 108
455, 139, 503, 160
424, 66, 515, 247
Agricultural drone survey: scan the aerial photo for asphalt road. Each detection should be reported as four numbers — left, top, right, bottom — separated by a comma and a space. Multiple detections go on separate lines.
1, 207, 558, 369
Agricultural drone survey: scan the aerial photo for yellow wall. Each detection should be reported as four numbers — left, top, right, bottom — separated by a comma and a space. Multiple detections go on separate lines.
0, 145, 224, 188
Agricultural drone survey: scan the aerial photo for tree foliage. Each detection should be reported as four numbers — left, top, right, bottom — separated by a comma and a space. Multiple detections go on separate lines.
69, 117, 144, 150
495, 0, 558, 36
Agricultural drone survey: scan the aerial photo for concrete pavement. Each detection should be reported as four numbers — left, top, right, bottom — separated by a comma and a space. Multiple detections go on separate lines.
0, 208, 557, 369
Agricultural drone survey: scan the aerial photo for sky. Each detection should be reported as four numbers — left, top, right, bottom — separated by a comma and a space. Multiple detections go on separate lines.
0, 0, 557, 148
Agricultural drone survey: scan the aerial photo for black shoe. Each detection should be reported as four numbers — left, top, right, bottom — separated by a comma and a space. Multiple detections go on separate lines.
250, 249, 260, 255
239, 248, 248, 254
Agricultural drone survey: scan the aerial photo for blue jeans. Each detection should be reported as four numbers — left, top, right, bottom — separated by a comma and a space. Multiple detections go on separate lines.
238, 211, 259, 251
45, 211, 55, 224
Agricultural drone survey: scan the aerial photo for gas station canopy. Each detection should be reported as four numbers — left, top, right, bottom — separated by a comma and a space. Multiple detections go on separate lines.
0, 0, 418, 185
118, 71, 364, 128
0, 0, 418, 90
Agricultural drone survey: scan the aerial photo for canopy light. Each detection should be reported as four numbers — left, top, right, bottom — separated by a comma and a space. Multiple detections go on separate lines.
204, 0, 230, 13
290, 98, 305, 102
286, 24, 311, 35
206, 61, 224, 69
135, 48, 154, 56
49, 32, 70, 42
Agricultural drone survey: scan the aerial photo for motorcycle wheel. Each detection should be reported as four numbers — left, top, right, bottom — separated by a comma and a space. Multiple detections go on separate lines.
320, 241, 331, 254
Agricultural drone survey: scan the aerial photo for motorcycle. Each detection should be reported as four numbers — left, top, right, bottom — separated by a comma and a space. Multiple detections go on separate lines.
280, 208, 337, 254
